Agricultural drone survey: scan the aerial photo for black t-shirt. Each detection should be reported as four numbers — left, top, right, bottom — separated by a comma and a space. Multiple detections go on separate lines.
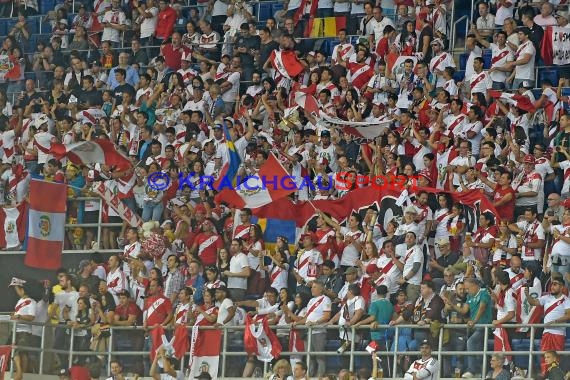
235, 34, 261, 67
258, 40, 279, 68
77, 88, 103, 107
113, 83, 136, 104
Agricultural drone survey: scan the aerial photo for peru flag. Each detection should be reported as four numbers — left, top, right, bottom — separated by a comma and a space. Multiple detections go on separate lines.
188, 306, 221, 379
50, 139, 132, 171
0, 202, 27, 250
244, 315, 282, 362
215, 152, 296, 209
149, 325, 190, 361
489, 90, 536, 113
0, 345, 12, 380
24, 180, 66, 269
269, 50, 305, 79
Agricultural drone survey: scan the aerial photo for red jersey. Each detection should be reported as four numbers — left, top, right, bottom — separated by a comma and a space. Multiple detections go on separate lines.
194, 232, 223, 266
143, 294, 172, 327
115, 301, 142, 324
161, 44, 191, 71
494, 185, 516, 222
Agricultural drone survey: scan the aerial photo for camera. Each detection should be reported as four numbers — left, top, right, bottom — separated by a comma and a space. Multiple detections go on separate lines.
337, 340, 350, 354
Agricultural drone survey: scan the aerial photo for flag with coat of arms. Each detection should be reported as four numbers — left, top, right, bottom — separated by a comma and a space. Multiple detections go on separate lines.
24, 179, 67, 269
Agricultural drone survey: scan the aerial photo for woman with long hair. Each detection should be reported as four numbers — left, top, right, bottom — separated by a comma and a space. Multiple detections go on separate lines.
217, 248, 231, 284
284, 292, 311, 368
356, 241, 379, 274
269, 359, 293, 380
204, 265, 225, 289
396, 21, 417, 56
67, 296, 94, 364
492, 220, 517, 268
446, 203, 465, 252
432, 193, 453, 258
245, 223, 266, 297
465, 212, 497, 266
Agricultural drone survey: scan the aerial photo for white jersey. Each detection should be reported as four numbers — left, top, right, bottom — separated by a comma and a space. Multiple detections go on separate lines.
295, 249, 323, 284
539, 294, 570, 336
496, 289, 516, 322
14, 297, 37, 334
401, 245, 424, 286
404, 356, 439, 380
304, 295, 332, 333
106, 268, 127, 304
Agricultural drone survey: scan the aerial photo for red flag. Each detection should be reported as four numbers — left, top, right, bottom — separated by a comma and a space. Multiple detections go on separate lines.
541, 26, 554, 66
50, 139, 132, 171
25, 180, 66, 270
269, 50, 305, 80
0, 202, 28, 250
0, 345, 12, 380
214, 152, 296, 209
490, 92, 536, 113
172, 324, 189, 360
188, 306, 221, 378
244, 315, 282, 362
149, 325, 165, 361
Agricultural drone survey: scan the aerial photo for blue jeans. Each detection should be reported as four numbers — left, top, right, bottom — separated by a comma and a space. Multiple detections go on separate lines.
466, 327, 485, 374
142, 201, 163, 222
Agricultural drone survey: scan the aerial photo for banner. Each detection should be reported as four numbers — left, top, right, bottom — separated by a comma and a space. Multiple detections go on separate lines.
244, 315, 282, 362
0, 345, 11, 380
91, 182, 143, 227
0, 203, 28, 250
541, 26, 570, 66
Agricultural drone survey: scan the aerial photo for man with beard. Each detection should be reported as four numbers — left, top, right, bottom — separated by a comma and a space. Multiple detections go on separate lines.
246, 71, 263, 98
526, 273, 570, 374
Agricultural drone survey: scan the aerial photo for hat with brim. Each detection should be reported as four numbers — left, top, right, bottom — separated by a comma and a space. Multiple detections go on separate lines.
9, 277, 26, 287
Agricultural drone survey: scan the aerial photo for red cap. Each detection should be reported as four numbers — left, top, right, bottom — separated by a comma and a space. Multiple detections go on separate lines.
301, 233, 317, 243
418, 169, 432, 184
523, 154, 535, 164
194, 204, 207, 214
366, 263, 379, 275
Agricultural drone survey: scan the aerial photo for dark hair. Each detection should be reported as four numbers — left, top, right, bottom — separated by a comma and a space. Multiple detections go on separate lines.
115, 68, 126, 77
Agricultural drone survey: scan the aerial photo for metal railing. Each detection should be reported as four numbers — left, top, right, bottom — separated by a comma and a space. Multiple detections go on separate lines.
1, 320, 569, 379
2, 196, 122, 255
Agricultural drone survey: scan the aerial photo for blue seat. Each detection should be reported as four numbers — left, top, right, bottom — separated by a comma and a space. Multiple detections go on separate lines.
27, 17, 39, 35
538, 68, 559, 86
258, 3, 272, 22
453, 70, 465, 82
459, 53, 469, 71
562, 87, 570, 97
531, 88, 542, 100
0, 21, 6, 36
271, 3, 283, 15
39, 0, 56, 14
482, 49, 492, 69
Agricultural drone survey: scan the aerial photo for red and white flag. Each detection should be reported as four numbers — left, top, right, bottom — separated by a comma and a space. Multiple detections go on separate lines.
188, 305, 221, 379
149, 325, 190, 361
244, 315, 282, 362
489, 90, 536, 113
91, 182, 143, 227
269, 50, 305, 79
215, 152, 296, 209
515, 280, 544, 333
289, 327, 305, 356
24, 180, 66, 270
0, 345, 12, 380
50, 139, 132, 171
75, 108, 108, 125
0, 202, 27, 250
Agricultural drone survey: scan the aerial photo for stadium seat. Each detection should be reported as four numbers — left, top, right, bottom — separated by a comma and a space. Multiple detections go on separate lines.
531, 89, 542, 100
258, 3, 272, 22
538, 68, 559, 85
482, 49, 492, 69
453, 70, 465, 82
459, 53, 469, 71
271, 3, 284, 15
561, 87, 570, 98
27, 16, 39, 35
39, 0, 56, 14
0, 20, 6, 37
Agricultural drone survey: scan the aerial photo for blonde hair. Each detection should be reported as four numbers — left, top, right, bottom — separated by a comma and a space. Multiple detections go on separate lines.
272, 359, 291, 374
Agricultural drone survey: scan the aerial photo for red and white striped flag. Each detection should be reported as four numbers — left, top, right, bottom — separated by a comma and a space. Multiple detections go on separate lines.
188, 305, 222, 379
91, 182, 143, 227
50, 139, 132, 171
214, 152, 296, 209
269, 50, 305, 80
244, 315, 282, 362
24, 180, 66, 270
75, 108, 108, 125
0, 202, 27, 250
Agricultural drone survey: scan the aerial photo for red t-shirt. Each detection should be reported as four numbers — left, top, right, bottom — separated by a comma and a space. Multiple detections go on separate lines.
69, 366, 91, 380
161, 44, 191, 71
155, 6, 177, 40
143, 294, 172, 327
194, 232, 224, 266
115, 301, 142, 324
493, 185, 516, 222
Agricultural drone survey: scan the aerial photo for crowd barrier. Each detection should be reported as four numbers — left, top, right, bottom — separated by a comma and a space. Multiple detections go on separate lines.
1, 319, 569, 379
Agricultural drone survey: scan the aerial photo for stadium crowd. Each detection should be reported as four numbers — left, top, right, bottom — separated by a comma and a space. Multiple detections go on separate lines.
1, 0, 570, 378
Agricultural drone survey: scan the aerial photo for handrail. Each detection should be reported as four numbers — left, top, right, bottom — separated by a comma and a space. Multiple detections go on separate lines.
451, 15, 470, 51
2, 320, 569, 378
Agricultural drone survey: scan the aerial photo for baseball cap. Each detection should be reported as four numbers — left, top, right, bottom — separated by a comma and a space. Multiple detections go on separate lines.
78, 259, 91, 272
300, 232, 317, 243
519, 80, 532, 89
431, 38, 444, 46
366, 263, 379, 275
435, 237, 450, 246
404, 206, 418, 214
9, 277, 26, 287
321, 130, 331, 137
523, 154, 535, 164
420, 339, 431, 348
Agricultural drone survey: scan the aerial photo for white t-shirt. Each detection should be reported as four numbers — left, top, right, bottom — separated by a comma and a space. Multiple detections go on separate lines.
216, 297, 235, 325
140, 7, 158, 39
221, 72, 240, 103
489, 43, 514, 82
401, 245, 424, 286
450, 155, 476, 186
101, 9, 126, 43
514, 41, 535, 80
339, 227, 365, 267
228, 252, 249, 290
305, 295, 332, 333
496, 289, 516, 322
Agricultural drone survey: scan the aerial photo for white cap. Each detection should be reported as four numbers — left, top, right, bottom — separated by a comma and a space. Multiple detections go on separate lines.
9, 277, 26, 287
431, 38, 444, 46
202, 139, 214, 149
33, 114, 49, 129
